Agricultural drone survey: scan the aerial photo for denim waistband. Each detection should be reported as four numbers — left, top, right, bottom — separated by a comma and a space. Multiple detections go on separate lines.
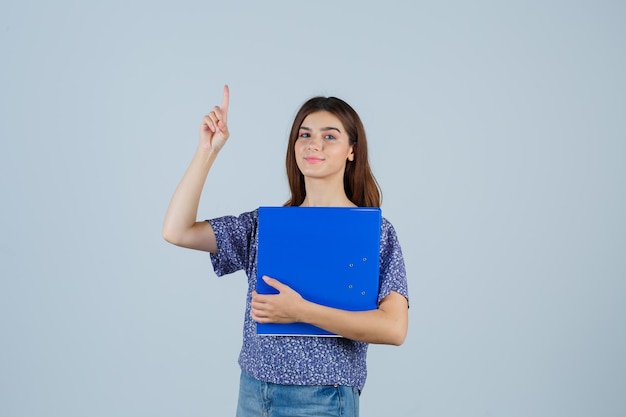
236, 371, 360, 417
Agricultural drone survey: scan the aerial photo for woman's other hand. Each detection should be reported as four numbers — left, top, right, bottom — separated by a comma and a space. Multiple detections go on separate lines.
251, 276, 306, 324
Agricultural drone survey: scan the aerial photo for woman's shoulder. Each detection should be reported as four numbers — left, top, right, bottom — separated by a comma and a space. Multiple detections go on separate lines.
381, 216, 398, 233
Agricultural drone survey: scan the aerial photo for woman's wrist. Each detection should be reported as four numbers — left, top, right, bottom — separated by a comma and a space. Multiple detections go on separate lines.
194, 145, 219, 163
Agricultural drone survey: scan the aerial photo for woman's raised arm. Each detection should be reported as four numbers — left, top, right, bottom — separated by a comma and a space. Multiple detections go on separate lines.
162, 85, 230, 252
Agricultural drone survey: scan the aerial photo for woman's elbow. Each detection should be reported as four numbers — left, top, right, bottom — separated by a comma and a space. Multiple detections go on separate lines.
378, 293, 408, 346
368, 320, 407, 346
162, 226, 183, 246
387, 325, 408, 346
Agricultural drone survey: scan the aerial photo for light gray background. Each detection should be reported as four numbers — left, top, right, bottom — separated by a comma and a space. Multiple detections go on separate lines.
1, 1, 624, 416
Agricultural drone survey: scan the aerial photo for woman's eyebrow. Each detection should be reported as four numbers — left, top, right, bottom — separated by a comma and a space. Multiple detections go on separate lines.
299, 126, 342, 133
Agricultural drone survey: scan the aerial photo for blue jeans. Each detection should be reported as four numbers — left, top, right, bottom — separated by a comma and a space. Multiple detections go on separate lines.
236, 371, 360, 417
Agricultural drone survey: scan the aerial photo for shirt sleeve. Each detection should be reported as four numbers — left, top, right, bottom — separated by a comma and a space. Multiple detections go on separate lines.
207, 210, 258, 277
378, 218, 409, 304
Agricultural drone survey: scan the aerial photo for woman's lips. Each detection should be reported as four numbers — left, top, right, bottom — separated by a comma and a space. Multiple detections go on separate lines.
304, 156, 324, 163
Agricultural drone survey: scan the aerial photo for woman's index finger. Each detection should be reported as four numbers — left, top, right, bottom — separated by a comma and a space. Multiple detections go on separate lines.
221, 84, 230, 114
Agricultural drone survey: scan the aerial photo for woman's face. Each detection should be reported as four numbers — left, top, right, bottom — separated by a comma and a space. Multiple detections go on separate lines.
294, 111, 354, 183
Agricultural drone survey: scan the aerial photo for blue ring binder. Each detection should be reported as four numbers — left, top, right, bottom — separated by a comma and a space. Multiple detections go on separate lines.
256, 206, 382, 336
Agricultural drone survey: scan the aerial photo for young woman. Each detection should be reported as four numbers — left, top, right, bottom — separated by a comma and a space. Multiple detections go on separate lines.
163, 85, 409, 417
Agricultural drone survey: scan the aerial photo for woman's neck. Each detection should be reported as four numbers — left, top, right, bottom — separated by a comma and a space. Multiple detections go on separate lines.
300, 178, 356, 207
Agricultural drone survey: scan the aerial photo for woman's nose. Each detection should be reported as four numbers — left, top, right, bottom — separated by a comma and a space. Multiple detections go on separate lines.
307, 134, 322, 150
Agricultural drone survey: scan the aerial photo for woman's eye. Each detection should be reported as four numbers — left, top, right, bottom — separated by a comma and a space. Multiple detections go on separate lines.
324, 134, 336, 140
299, 133, 310, 139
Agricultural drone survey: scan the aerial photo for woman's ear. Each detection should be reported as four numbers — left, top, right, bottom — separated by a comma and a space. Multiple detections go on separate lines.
348, 144, 355, 161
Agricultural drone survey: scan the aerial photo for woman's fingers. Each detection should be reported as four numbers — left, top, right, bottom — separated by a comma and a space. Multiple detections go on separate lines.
209, 105, 229, 132
201, 116, 212, 132
202, 109, 226, 133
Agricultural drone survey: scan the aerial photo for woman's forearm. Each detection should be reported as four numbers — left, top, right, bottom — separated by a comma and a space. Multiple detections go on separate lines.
252, 279, 408, 345
298, 291, 408, 345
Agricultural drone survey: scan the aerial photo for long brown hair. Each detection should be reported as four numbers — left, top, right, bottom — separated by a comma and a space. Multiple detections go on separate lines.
284, 96, 381, 207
